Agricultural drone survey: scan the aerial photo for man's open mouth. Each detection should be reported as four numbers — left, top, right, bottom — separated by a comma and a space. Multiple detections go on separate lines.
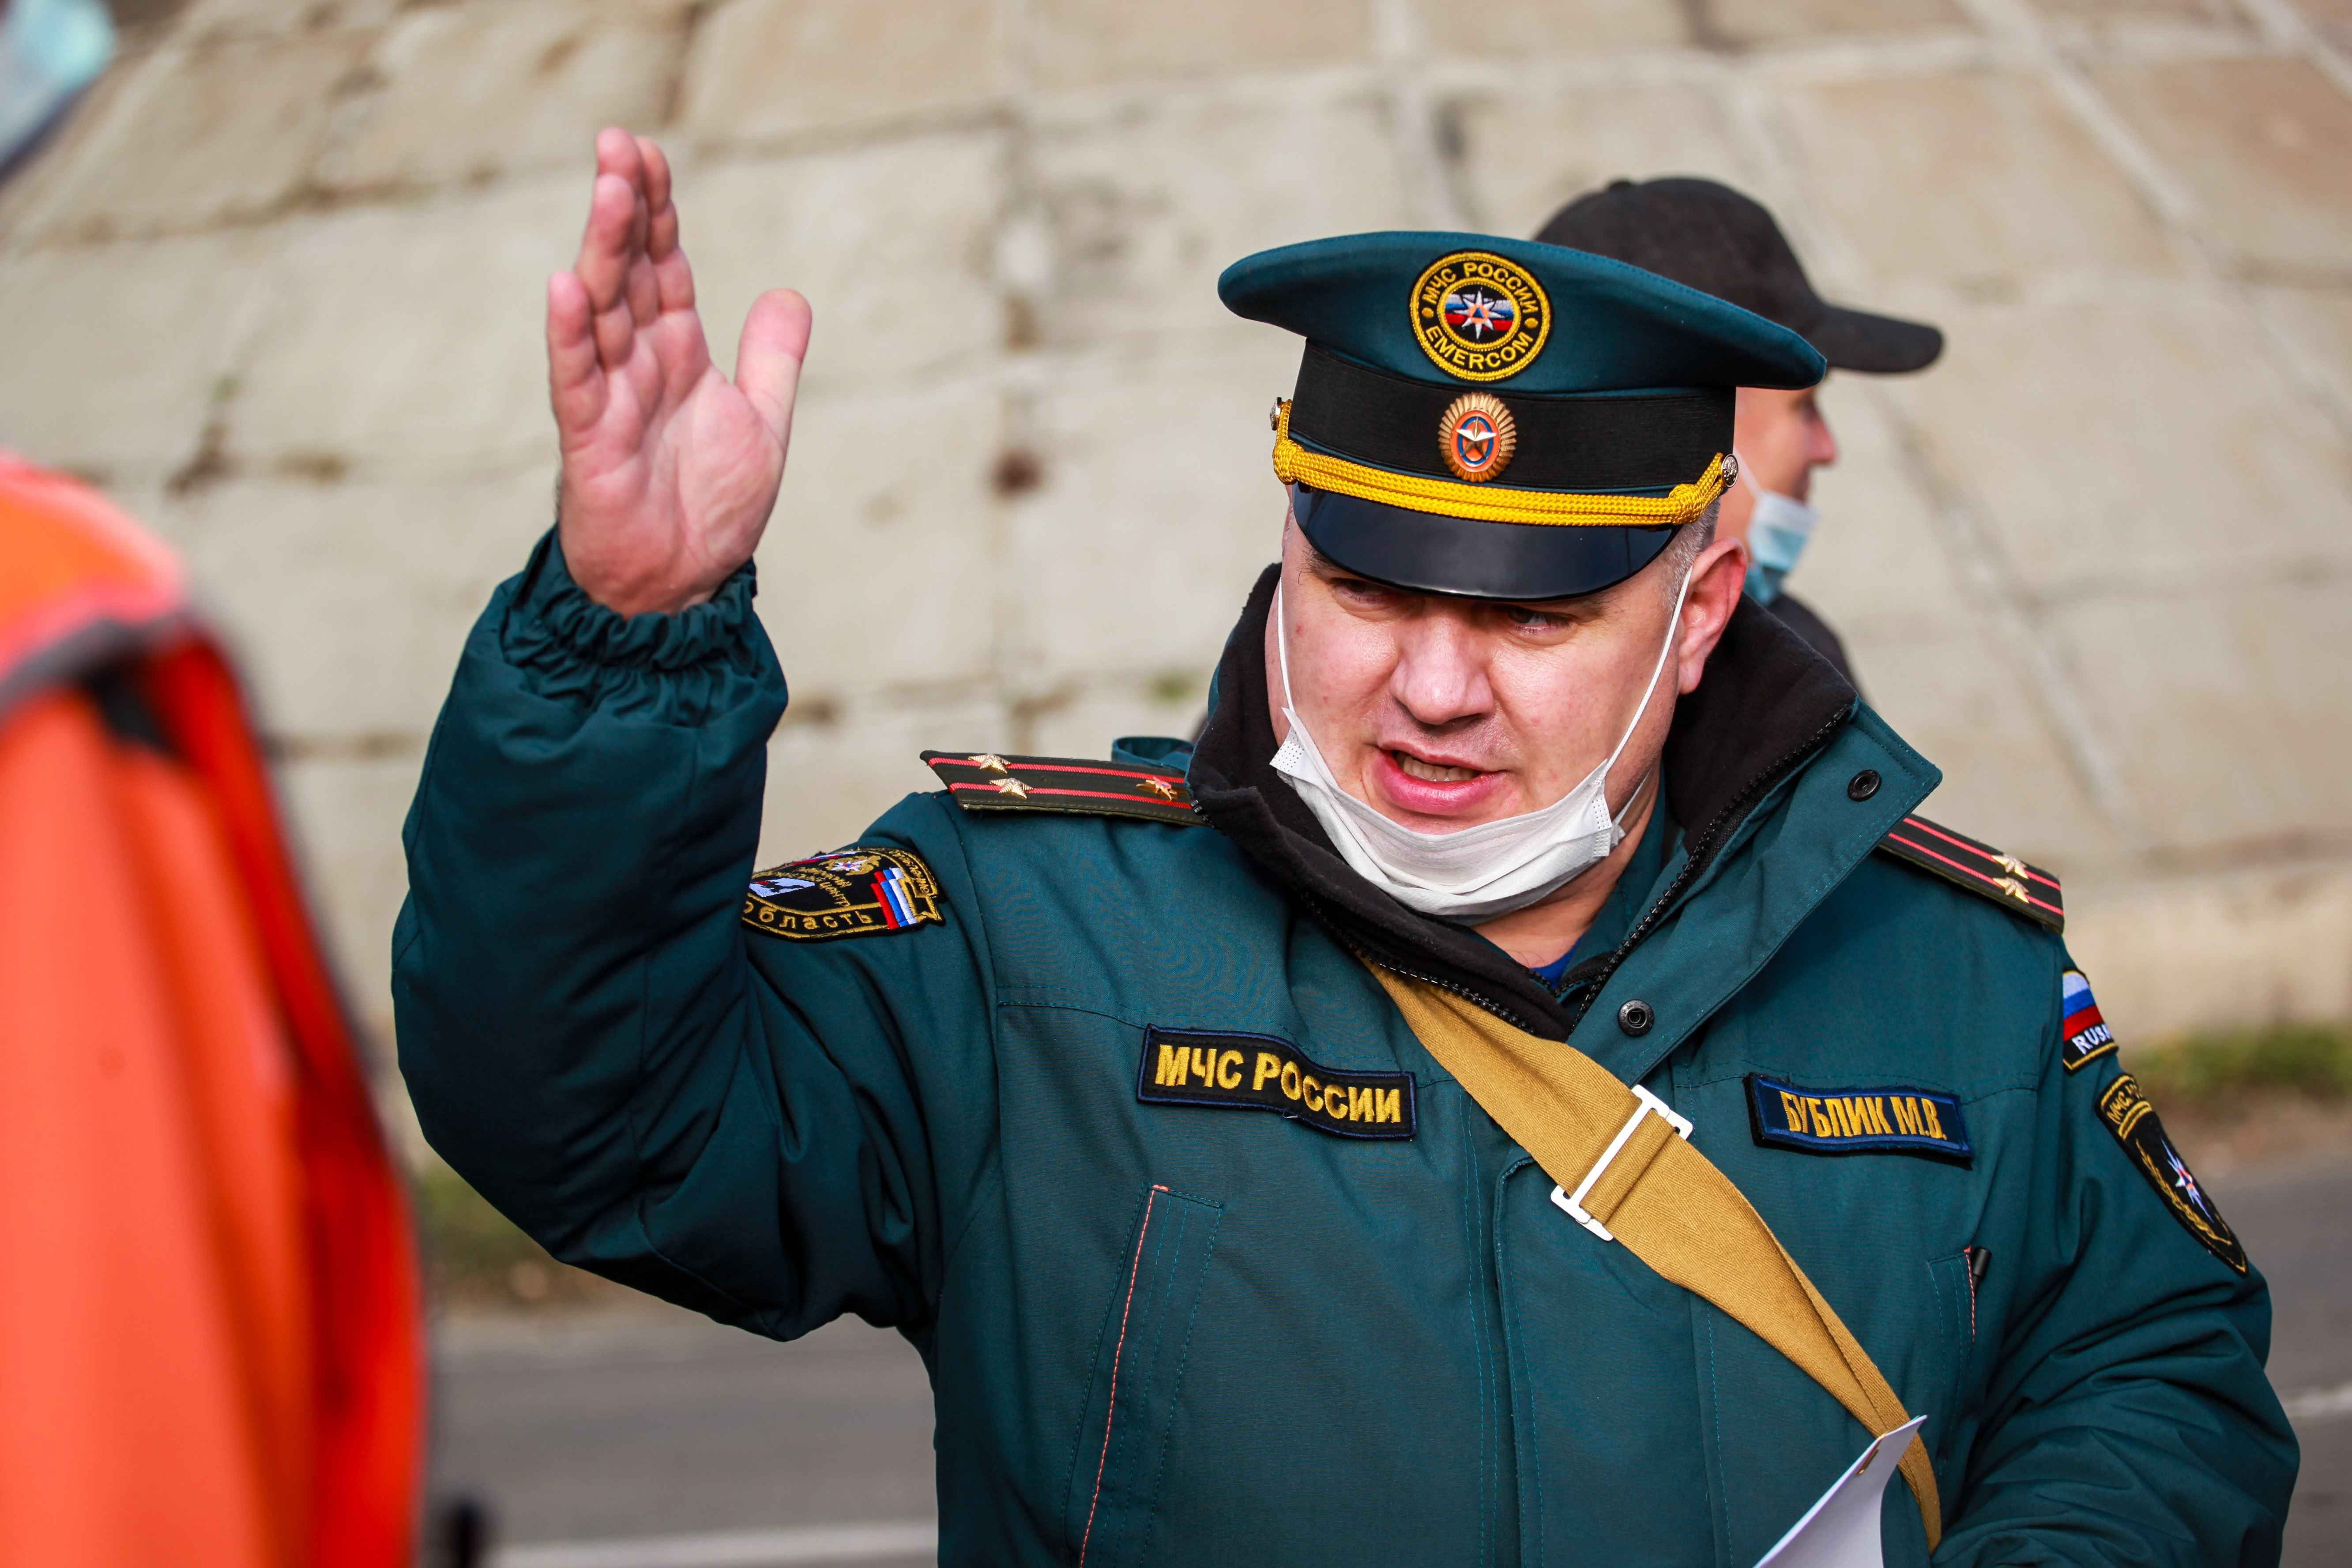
1391, 750, 1483, 784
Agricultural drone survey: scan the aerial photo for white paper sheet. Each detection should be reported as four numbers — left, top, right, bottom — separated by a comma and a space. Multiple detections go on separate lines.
1752, 1416, 1929, 1568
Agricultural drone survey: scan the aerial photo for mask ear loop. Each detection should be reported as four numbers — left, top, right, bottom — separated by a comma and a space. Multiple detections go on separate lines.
1598, 545, 1698, 829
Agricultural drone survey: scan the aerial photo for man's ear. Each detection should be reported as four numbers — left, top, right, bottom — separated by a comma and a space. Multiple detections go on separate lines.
1673, 535, 1749, 696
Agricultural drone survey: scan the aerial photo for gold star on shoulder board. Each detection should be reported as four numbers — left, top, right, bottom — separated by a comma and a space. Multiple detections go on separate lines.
969, 753, 1011, 773
1139, 777, 1180, 800
991, 776, 1031, 798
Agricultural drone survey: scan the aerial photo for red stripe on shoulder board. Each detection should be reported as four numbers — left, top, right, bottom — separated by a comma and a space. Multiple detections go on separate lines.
1900, 816, 2059, 890
1883, 830, 2064, 919
948, 782, 1188, 807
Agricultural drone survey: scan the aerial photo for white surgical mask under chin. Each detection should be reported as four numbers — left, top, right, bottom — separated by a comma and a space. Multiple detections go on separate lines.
1737, 453, 1819, 607
1268, 567, 1692, 924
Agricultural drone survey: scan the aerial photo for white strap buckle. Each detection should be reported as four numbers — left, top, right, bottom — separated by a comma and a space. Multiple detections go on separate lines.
1550, 1085, 1694, 1243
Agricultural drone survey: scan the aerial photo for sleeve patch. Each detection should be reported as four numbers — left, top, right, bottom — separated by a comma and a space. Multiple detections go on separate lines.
1874, 814, 2064, 933
2060, 968, 2116, 1071
921, 750, 1200, 827
2097, 1073, 2247, 1275
741, 846, 944, 941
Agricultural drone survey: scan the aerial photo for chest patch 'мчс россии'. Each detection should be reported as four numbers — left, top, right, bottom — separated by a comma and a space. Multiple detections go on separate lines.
1136, 1027, 1416, 1140
1746, 1075, 1974, 1165
741, 847, 944, 941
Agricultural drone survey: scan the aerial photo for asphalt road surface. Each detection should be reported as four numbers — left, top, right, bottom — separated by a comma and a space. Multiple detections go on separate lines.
434, 1154, 2352, 1567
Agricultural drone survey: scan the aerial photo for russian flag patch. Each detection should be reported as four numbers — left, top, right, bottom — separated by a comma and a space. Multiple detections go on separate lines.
2060, 968, 2115, 1072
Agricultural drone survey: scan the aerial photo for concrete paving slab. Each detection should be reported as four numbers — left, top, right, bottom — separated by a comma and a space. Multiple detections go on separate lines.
678, 136, 1008, 398
324, 0, 692, 192
1858, 621, 2136, 872
274, 751, 427, 1040
1005, 341, 1297, 681
2067, 863, 2352, 1039
2054, 574, 2352, 855
1028, 0, 1373, 91
0, 228, 272, 479
1777, 71, 2176, 288
756, 690, 1009, 870
754, 384, 1004, 691
1882, 290, 2352, 594
1707, 0, 1971, 45
1450, 81, 1759, 238
1785, 376, 1978, 649
178, 0, 396, 40
2254, 284, 2352, 415
15, 30, 370, 241
2031, 0, 2237, 18
677, 0, 1005, 146
162, 468, 556, 741
230, 180, 580, 470
2092, 56, 2352, 281
2287, 0, 2352, 50
1019, 90, 1411, 351
1418, 0, 1690, 57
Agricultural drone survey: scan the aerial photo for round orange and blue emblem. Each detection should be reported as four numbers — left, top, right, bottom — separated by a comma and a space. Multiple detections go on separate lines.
1437, 392, 1517, 482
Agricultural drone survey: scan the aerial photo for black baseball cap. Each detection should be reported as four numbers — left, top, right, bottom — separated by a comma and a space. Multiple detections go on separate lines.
1535, 178, 1942, 375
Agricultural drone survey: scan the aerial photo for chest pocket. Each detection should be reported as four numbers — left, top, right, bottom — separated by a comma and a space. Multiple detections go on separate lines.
1062, 1183, 1223, 1568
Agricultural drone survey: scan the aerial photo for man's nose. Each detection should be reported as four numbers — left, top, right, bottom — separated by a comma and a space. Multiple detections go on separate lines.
1389, 614, 1495, 727
1809, 406, 1840, 467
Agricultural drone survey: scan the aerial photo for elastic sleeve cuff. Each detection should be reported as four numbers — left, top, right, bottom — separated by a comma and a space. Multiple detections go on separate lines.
496, 528, 780, 723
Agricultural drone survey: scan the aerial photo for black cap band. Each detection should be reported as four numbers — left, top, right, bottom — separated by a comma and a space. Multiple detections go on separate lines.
1289, 345, 1731, 494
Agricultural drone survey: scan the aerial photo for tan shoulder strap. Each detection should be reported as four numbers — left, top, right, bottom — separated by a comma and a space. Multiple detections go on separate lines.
1367, 965, 1942, 1551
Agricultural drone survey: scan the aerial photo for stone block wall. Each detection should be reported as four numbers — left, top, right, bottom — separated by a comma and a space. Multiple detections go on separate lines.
4, 0, 2348, 1067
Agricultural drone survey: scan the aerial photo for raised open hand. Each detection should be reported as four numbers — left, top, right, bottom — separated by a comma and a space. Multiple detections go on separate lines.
549, 128, 811, 617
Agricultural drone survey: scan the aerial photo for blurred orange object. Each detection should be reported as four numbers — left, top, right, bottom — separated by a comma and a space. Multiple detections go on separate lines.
0, 454, 423, 1567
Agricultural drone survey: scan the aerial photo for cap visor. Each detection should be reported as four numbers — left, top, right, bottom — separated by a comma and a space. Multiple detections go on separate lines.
1806, 305, 1943, 375
1292, 484, 1676, 602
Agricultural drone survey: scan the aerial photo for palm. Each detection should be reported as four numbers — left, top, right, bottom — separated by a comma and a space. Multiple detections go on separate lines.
549, 130, 810, 617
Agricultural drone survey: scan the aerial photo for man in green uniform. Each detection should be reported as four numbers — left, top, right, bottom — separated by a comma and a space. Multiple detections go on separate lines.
396, 130, 2295, 1564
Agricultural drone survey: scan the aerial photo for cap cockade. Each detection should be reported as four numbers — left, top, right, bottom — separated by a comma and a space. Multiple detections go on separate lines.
1219, 230, 1825, 601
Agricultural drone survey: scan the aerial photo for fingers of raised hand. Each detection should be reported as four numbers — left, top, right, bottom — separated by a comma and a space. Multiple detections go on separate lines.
546, 271, 605, 436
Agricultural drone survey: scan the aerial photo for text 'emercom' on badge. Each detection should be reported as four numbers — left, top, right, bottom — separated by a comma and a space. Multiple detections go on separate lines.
1410, 251, 1551, 383
1136, 1027, 1415, 1140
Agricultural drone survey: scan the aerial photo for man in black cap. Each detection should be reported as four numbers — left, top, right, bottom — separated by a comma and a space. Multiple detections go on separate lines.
1538, 177, 1943, 684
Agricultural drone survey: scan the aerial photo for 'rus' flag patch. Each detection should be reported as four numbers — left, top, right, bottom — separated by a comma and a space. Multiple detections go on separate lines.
1136, 1027, 1415, 1140
2060, 969, 2116, 1072
1747, 1075, 1973, 1165
2097, 1073, 2246, 1274
741, 846, 944, 941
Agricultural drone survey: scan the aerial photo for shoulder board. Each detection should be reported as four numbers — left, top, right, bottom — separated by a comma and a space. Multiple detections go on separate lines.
1874, 813, 2064, 933
921, 750, 1200, 827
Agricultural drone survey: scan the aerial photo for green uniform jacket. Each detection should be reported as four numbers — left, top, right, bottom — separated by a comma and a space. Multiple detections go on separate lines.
396, 539, 2295, 1566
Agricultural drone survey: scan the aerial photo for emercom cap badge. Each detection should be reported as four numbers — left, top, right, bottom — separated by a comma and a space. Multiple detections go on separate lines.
1411, 251, 1551, 382
1437, 391, 1516, 482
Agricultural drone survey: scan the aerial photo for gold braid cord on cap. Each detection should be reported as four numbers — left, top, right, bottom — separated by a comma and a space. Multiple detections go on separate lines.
1270, 400, 1731, 529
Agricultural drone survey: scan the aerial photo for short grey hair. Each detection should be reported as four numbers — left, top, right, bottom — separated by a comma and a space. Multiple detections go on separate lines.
1659, 497, 1721, 600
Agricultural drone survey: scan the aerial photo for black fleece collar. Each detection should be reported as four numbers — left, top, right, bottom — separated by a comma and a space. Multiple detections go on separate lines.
1187, 564, 1858, 1041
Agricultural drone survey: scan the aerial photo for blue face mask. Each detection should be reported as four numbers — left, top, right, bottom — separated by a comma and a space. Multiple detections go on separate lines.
0, 0, 113, 180
1737, 453, 1819, 606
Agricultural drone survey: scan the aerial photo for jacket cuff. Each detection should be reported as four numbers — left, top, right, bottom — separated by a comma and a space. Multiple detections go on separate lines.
496, 528, 779, 723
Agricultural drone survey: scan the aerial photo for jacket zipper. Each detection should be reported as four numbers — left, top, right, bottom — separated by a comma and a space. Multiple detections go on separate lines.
1564, 705, 1851, 1032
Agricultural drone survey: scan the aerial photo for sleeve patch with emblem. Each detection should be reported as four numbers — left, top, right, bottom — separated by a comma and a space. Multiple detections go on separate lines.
2060, 969, 2116, 1071
2097, 1073, 2247, 1275
1745, 1075, 1972, 1165
1136, 1027, 1415, 1140
921, 750, 1200, 827
1874, 814, 2064, 933
741, 846, 944, 941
